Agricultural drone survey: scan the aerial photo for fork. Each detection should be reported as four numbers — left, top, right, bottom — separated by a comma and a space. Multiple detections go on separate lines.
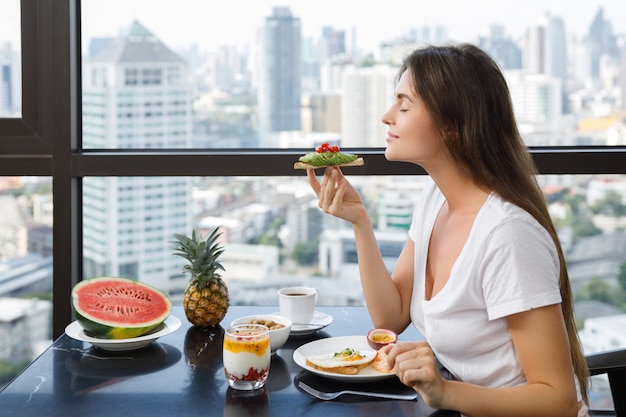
297, 381, 418, 401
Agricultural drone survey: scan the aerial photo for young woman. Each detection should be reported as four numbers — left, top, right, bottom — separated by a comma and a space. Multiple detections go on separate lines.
306, 44, 589, 416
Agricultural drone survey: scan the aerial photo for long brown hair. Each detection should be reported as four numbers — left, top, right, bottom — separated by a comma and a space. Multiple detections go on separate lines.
400, 43, 589, 402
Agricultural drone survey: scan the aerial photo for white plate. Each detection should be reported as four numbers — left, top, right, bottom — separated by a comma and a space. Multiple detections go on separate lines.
293, 335, 396, 382
289, 311, 333, 336
65, 315, 182, 351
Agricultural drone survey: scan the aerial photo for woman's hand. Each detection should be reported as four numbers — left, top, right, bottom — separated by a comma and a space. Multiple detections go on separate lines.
306, 167, 367, 225
383, 341, 448, 409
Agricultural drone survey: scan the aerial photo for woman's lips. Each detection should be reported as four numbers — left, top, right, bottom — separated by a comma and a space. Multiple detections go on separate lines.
386, 132, 399, 142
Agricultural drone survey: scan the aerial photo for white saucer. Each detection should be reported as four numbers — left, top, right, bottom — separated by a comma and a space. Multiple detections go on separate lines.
288, 311, 333, 336
65, 315, 182, 351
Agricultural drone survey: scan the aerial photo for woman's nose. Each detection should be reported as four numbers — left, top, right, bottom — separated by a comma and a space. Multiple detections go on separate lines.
381, 109, 392, 125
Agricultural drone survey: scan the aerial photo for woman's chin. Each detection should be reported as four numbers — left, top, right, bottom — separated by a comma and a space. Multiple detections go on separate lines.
384, 149, 404, 162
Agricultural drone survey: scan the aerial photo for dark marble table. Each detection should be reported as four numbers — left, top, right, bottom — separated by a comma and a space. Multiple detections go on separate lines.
0, 305, 459, 417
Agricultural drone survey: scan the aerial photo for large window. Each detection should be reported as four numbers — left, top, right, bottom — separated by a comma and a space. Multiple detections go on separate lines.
79, 0, 626, 149
1, 0, 626, 407
0, 176, 52, 389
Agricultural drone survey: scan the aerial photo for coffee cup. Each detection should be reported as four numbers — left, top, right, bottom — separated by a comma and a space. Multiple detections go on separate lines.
277, 287, 318, 324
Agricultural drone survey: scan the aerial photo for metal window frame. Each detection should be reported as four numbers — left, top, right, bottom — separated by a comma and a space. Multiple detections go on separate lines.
1, 0, 626, 338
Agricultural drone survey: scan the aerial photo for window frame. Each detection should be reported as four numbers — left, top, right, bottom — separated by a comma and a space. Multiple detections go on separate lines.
1, 0, 626, 337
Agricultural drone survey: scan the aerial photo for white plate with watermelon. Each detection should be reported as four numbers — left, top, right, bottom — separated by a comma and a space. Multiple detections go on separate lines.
65, 315, 182, 351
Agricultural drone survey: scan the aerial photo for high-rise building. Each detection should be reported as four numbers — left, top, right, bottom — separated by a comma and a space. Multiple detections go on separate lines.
523, 13, 568, 108
0, 298, 52, 365
318, 228, 405, 279
523, 13, 568, 86
621, 48, 626, 112
505, 70, 563, 139
516, 13, 569, 122
588, 6, 620, 79
258, 7, 301, 147
320, 26, 346, 59
208, 44, 249, 93
285, 200, 323, 252
0, 42, 20, 117
570, 38, 594, 88
478, 25, 522, 70
0, 45, 11, 117
81, 21, 192, 300
341, 64, 397, 148
302, 93, 341, 133
378, 189, 422, 232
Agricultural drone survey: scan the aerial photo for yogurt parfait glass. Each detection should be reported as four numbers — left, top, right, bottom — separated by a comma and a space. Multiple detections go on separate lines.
223, 324, 271, 390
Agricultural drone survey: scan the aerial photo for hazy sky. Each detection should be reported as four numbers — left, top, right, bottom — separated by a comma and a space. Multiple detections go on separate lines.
2, 0, 626, 54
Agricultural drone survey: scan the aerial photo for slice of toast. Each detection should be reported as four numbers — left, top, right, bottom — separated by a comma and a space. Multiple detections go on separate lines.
293, 157, 364, 170
305, 357, 372, 375
370, 350, 395, 374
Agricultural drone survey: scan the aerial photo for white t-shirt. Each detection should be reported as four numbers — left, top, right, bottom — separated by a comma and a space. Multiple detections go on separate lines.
408, 180, 562, 388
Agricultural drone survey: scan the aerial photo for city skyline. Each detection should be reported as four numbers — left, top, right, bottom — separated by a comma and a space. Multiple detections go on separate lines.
2, 1, 626, 54
2, 4, 625, 406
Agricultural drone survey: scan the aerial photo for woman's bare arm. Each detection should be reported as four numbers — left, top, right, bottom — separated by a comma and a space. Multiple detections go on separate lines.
308, 167, 413, 333
386, 304, 580, 417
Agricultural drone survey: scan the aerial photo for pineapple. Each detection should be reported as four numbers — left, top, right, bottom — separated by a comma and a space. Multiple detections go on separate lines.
172, 227, 229, 327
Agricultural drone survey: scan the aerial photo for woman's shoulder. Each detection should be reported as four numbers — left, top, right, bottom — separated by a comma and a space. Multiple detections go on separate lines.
479, 194, 555, 250
483, 193, 541, 227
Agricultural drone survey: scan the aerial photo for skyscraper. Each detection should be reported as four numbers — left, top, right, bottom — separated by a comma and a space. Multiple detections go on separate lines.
621, 49, 626, 112
478, 25, 522, 70
258, 7, 301, 147
523, 13, 567, 82
320, 26, 346, 59
82, 21, 192, 299
522, 13, 567, 113
588, 7, 620, 81
341, 65, 396, 148
0, 42, 20, 117
505, 70, 563, 140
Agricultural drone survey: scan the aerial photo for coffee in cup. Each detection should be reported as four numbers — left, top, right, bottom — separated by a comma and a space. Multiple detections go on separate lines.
277, 286, 317, 324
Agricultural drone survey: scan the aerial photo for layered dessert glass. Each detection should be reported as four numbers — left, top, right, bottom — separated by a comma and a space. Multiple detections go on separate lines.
223, 324, 270, 390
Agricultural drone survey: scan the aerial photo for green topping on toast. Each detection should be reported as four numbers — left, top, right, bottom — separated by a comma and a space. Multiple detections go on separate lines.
299, 151, 358, 166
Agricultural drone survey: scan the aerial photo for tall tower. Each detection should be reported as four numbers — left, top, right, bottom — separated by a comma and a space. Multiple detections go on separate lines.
522, 13, 567, 112
0, 42, 20, 117
478, 25, 522, 70
588, 6, 620, 79
258, 7, 301, 147
523, 13, 567, 81
505, 70, 563, 141
341, 65, 397, 148
621, 48, 626, 112
82, 21, 192, 299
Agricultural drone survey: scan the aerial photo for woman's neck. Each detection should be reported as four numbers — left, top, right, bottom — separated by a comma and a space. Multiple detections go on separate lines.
429, 166, 490, 214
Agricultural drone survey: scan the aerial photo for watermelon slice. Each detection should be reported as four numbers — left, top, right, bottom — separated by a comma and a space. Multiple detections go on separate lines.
71, 277, 172, 339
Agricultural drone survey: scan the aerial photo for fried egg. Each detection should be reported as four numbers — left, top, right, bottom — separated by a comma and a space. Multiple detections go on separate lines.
307, 347, 377, 369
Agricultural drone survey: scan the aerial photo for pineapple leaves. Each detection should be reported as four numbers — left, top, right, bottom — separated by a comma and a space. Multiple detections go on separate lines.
171, 227, 226, 280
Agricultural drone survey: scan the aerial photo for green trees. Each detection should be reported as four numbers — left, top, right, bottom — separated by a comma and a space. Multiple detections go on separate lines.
0, 359, 31, 388
291, 240, 318, 265
575, 261, 626, 312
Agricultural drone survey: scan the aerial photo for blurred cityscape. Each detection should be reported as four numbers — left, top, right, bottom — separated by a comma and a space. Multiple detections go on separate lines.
1, 5, 626, 405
